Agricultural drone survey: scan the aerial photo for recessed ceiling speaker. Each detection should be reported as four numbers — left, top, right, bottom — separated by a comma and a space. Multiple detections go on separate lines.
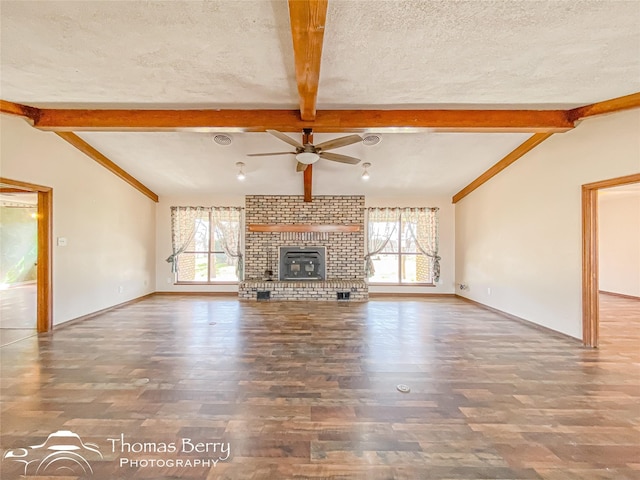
213, 134, 232, 146
362, 134, 382, 146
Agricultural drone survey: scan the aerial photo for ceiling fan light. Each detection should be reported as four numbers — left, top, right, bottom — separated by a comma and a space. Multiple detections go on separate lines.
361, 162, 371, 181
296, 152, 320, 164
235, 161, 246, 181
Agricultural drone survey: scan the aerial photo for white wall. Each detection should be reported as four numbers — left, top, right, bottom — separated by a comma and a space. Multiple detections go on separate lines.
599, 188, 640, 297
156, 194, 243, 293
366, 196, 455, 295
0, 115, 156, 325
455, 110, 640, 339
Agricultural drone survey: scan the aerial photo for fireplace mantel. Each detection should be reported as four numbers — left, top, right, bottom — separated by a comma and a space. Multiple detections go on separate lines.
248, 224, 360, 233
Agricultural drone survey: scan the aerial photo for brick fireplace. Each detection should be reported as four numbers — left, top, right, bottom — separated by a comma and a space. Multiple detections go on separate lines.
239, 195, 368, 301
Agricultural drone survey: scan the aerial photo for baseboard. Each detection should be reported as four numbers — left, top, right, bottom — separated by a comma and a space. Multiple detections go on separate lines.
368, 293, 455, 298
599, 290, 640, 300
55, 292, 155, 330
153, 291, 237, 296
455, 294, 581, 343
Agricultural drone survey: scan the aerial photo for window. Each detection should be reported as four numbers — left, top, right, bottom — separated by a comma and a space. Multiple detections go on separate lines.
168, 207, 243, 283
365, 207, 440, 284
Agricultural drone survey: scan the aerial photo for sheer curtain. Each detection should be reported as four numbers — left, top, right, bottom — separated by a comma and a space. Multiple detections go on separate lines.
403, 207, 440, 282
364, 208, 399, 277
212, 207, 244, 280
166, 206, 204, 273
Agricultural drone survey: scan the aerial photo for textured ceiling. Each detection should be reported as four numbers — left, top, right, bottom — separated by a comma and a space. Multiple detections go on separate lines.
1, 1, 639, 198
1, 0, 297, 107
319, 0, 640, 107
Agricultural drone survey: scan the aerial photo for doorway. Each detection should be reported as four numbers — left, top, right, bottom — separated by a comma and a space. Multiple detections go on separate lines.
597, 183, 640, 353
0, 178, 52, 341
582, 173, 640, 347
0, 190, 37, 344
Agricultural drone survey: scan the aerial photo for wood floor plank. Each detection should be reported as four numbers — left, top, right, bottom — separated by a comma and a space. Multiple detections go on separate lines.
0, 294, 638, 479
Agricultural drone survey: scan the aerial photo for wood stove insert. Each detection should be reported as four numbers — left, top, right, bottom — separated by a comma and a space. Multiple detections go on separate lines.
279, 246, 326, 281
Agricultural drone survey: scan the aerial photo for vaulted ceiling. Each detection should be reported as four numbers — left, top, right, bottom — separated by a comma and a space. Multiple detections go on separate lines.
1, 0, 639, 201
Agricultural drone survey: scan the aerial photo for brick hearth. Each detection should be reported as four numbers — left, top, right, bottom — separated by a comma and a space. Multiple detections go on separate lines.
238, 280, 368, 301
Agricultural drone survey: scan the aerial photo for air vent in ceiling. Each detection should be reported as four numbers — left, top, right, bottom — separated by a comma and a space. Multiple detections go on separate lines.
362, 134, 381, 146
213, 134, 232, 146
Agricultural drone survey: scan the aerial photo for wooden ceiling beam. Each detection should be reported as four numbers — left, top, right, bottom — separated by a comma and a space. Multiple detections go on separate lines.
288, 0, 328, 122
302, 129, 313, 202
303, 165, 313, 202
452, 133, 554, 203
0, 99, 40, 123
31, 108, 574, 132
1, 100, 159, 203
451, 92, 640, 204
568, 91, 640, 122
5, 93, 638, 134
55, 132, 159, 202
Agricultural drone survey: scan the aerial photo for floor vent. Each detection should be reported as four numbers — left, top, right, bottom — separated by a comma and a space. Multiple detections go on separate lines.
257, 291, 271, 301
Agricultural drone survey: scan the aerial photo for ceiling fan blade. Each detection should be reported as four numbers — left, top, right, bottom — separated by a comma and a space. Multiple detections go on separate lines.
319, 152, 361, 165
296, 162, 308, 172
247, 152, 295, 157
314, 134, 362, 151
266, 130, 303, 148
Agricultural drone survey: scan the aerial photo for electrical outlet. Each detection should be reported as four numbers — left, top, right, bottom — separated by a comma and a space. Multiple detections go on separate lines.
167, 277, 173, 284
118, 286, 123, 294
487, 287, 491, 296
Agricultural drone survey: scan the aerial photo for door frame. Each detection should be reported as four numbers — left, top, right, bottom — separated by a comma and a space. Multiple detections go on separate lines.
582, 172, 640, 347
0, 177, 52, 333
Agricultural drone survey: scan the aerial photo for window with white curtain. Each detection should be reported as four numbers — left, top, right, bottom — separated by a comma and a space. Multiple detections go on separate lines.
365, 207, 440, 285
167, 206, 243, 283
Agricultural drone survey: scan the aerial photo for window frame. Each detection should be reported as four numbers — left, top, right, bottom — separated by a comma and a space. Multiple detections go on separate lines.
174, 210, 241, 285
367, 211, 437, 286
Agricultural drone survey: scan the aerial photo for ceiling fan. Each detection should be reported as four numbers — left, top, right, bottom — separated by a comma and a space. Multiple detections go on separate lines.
247, 129, 362, 171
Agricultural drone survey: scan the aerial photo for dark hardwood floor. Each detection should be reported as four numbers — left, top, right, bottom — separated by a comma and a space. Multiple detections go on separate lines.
1, 294, 638, 479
